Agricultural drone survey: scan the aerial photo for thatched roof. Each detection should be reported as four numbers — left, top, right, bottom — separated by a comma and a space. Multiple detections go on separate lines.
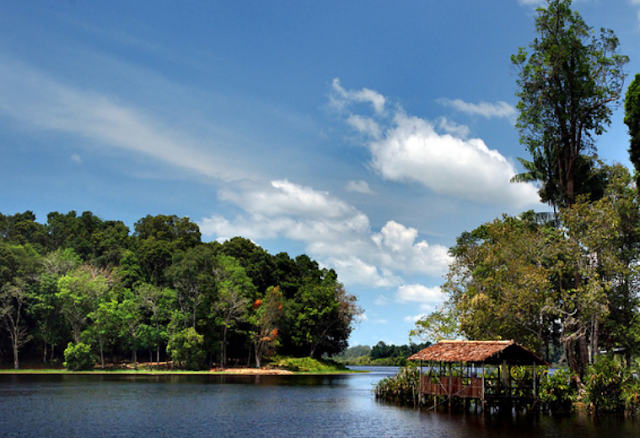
408, 340, 548, 366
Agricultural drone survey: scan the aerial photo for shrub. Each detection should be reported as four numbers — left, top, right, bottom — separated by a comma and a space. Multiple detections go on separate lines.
374, 366, 421, 405
583, 356, 630, 414
63, 342, 96, 371
167, 327, 206, 370
267, 356, 347, 372
538, 368, 577, 413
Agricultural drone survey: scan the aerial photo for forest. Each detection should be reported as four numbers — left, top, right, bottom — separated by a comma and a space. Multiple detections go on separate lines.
0, 211, 361, 370
413, 0, 640, 388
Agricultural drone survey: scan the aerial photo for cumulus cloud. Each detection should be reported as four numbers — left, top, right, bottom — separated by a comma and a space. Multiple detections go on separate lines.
199, 179, 451, 288
437, 98, 517, 121
396, 284, 444, 304
345, 180, 373, 194
330, 80, 540, 208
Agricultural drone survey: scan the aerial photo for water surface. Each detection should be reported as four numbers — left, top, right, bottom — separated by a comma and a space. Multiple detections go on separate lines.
1, 367, 638, 437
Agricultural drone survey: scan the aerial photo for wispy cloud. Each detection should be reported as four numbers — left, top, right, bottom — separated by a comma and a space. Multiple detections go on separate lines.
632, 0, 640, 26
518, 0, 546, 6
345, 180, 373, 194
437, 98, 517, 121
330, 78, 386, 115
330, 81, 540, 208
0, 57, 250, 182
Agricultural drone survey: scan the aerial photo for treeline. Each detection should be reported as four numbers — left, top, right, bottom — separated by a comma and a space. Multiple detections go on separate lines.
0, 211, 361, 370
333, 341, 430, 366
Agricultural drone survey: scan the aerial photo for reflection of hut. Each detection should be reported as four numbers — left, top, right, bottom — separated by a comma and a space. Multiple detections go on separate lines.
408, 340, 548, 411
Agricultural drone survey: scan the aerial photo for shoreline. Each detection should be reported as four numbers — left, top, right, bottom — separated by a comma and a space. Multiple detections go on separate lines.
0, 367, 364, 376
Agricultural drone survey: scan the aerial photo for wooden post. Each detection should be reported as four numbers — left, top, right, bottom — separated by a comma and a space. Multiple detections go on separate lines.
481, 362, 485, 411
419, 360, 423, 405
533, 362, 537, 400
448, 362, 452, 410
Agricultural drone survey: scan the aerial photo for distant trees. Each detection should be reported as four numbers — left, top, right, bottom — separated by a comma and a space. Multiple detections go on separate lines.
333, 341, 431, 366
0, 211, 360, 370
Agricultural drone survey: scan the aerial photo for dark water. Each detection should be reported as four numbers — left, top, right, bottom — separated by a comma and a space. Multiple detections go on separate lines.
0, 367, 638, 438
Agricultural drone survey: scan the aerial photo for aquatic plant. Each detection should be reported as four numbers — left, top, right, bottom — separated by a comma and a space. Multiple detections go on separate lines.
374, 366, 421, 406
583, 355, 636, 414
537, 368, 577, 413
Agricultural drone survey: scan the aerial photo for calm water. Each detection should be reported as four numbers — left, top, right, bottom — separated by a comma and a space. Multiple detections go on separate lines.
1, 367, 639, 438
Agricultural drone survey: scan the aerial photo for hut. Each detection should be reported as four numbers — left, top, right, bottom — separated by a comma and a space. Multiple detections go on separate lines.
408, 340, 548, 411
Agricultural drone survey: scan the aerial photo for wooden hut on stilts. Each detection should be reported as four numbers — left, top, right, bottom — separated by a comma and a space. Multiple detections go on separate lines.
408, 340, 548, 412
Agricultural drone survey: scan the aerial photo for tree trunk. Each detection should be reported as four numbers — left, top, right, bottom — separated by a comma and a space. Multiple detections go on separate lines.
254, 342, 261, 368
12, 338, 19, 370
222, 326, 228, 369
99, 341, 105, 369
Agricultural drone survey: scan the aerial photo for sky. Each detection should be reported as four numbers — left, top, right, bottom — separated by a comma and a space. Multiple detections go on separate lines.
1, 0, 640, 347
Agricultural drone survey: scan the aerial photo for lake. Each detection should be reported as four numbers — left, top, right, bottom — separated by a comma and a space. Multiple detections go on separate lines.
1, 366, 639, 437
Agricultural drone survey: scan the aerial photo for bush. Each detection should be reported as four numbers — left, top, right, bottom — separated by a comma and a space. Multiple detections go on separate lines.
583, 356, 630, 414
63, 342, 96, 371
374, 366, 421, 405
167, 327, 206, 370
267, 356, 347, 372
538, 368, 577, 413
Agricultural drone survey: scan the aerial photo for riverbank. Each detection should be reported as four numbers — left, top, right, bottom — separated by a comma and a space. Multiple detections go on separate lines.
0, 356, 362, 375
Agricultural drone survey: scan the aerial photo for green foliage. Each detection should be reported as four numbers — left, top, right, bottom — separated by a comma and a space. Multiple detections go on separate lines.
583, 356, 631, 413
0, 209, 360, 370
167, 327, 206, 370
63, 342, 96, 371
538, 368, 577, 413
374, 366, 421, 406
267, 356, 347, 372
625, 73, 640, 187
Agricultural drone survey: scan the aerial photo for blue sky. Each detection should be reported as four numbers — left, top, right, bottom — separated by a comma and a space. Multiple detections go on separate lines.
2, 0, 640, 347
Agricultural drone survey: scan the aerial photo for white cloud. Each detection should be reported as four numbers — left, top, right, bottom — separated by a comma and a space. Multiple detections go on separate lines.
404, 313, 427, 324
199, 179, 451, 288
345, 180, 373, 194
330, 81, 540, 208
70, 153, 82, 164
437, 98, 517, 121
437, 117, 470, 138
396, 284, 444, 304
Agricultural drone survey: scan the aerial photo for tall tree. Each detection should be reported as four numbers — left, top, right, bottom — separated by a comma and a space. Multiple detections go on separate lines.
625, 73, 640, 187
168, 244, 218, 330
57, 266, 110, 343
511, 0, 628, 208
0, 279, 32, 369
249, 286, 283, 368
213, 255, 253, 368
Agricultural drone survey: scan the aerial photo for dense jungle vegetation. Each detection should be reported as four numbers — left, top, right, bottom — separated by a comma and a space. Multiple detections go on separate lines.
0, 211, 361, 370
